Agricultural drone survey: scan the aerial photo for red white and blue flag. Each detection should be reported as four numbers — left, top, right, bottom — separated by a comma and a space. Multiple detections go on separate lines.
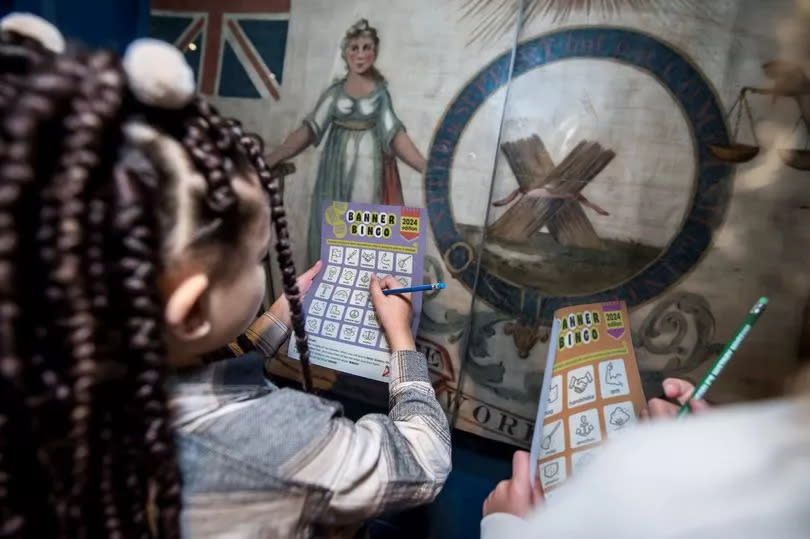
150, 0, 289, 99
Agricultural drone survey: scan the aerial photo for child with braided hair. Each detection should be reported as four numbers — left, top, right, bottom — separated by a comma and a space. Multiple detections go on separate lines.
0, 14, 450, 539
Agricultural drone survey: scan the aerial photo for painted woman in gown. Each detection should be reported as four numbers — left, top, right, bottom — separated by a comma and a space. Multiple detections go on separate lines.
266, 19, 426, 265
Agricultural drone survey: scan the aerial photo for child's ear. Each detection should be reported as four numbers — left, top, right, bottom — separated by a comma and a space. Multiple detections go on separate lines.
164, 273, 212, 342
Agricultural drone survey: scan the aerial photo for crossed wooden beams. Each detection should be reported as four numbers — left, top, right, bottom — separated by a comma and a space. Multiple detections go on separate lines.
487, 135, 615, 249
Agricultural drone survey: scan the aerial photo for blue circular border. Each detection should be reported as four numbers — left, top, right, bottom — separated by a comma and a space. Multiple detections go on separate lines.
425, 28, 731, 323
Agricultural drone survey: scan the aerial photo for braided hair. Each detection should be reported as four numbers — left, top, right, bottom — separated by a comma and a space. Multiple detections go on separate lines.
0, 31, 310, 539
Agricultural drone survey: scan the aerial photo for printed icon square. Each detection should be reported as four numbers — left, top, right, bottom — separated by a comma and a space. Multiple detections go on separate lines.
603, 401, 635, 438
325, 304, 345, 320
377, 251, 394, 271
360, 249, 376, 268
321, 320, 339, 338
364, 311, 380, 328
539, 419, 564, 458
345, 307, 363, 324
344, 247, 360, 266
349, 290, 369, 307
331, 287, 351, 304
307, 300, 327, 317
571, 448, 599, 474
359, 328, 379, 347
338, 268, 357, 286
395, 253, 413, 274
314, 282, 334, 300
568, 408, 602, 449
356, 270, 373, 288
328, 246, 343, 264
567, 365, 596, 408
394, 275, 412, 287
323, 265, 341, 283
539, 456, 566, 489
598, 359, 629, 398
339, 324, 358, 342
544, 375, 563, 418
305, 317, 322, 334
376, 273, 391, 282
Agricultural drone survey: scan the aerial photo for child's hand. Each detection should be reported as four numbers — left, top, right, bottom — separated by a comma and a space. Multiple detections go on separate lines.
369, 276, 415, 351
268, 260, 322, 327
642, 378, 710, 419
483, 451, 543, 518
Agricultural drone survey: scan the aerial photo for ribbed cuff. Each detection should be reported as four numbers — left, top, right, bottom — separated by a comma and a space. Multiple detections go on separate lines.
244, 311, 291, 358
388, 350, 429, 385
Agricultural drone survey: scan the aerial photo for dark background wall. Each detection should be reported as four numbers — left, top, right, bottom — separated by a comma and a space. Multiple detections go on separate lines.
3, 0, 149, 51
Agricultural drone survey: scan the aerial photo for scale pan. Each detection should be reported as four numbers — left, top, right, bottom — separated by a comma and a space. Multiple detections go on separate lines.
708, 143, 759, 163
778, 149, 810, 170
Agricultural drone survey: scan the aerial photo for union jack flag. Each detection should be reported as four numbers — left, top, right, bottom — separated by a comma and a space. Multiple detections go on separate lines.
150, 0, 289, 100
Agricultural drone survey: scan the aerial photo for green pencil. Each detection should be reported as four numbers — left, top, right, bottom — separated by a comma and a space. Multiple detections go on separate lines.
677, 297, 769, 418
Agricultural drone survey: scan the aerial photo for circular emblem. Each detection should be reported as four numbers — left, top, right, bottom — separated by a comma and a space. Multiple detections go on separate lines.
425, 28, 731, 322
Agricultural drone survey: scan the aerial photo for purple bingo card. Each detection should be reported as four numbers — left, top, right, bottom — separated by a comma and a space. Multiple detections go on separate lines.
287, 201, 427, 382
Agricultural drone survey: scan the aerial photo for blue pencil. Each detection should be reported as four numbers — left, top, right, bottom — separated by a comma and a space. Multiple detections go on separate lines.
383, 282, 446, 295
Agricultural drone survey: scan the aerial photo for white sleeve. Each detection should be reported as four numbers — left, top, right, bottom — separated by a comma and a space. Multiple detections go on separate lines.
304, 84, 337, 145
481, 513, 531, 538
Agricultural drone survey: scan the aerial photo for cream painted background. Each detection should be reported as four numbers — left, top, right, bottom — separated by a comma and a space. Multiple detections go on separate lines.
194, 0, 810, 446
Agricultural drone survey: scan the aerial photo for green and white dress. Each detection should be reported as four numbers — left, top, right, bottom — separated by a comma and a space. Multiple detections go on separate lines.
304, 79, 405, 265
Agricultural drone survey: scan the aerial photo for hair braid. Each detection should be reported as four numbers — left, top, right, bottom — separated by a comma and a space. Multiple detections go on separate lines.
176, 102, 314, 391
1, 37, 183, 537
38, 51, 127, 535
95, 170, 151, 539
0, 46, 78, 537
110, 162, 181, 538
0, 31, 51, 111
227, 120, 313, 391
181, 100, 237, 215
89, 184, 132, 539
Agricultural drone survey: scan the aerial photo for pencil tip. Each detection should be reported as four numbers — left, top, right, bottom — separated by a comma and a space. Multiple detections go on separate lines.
437, 282, 446, 289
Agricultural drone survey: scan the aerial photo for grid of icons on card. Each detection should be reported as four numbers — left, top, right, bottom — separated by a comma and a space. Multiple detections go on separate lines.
537, 357, 637, 492
305, 245, 415, 350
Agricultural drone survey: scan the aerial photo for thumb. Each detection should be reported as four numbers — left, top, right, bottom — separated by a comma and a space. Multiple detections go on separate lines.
689, 397, 710, 413
297, 260, 323, 287
530, 481, 544, 506
303, 260, 323, 280
511, 451, 532, 493
663, 378, 695, 403
369, 275, 384, 302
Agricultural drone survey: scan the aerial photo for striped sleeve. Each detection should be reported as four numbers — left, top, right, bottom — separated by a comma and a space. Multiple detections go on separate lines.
201, 311, 290, 363
284, 350, 452, 525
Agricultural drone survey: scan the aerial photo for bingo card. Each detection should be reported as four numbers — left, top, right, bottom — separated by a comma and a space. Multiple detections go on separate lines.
287, 201, 427, 382
530, 300, 646, 499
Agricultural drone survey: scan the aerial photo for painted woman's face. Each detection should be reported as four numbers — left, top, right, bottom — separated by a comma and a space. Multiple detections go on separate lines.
345, 36, 376, 75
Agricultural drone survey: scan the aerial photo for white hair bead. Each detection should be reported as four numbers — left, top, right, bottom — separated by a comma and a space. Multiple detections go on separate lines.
0, 12, 65, 53
123, 38, 195, 109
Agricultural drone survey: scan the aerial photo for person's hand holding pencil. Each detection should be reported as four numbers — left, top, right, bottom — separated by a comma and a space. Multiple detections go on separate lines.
383, 282, 445, 295
369, 275, 415, 352
643, 297, 767, 420
643, 378, 710, 419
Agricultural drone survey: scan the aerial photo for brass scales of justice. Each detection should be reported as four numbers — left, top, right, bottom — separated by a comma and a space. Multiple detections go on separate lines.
708, 60, 810, 170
